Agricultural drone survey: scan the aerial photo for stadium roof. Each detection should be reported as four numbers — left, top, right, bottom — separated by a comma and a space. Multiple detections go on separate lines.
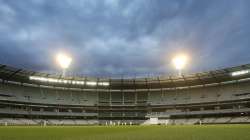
0, 63, 250, 90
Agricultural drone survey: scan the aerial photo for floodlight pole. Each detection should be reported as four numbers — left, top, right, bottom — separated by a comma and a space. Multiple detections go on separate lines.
178, 69, 182, 77
62, 69, 66, 77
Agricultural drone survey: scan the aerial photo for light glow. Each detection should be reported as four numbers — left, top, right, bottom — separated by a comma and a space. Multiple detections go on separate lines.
29, 76, 84, 85
98, 82, 110, 86
56, 53, 72, 69
29, 76, 109, 86
172, 54, 188, 70
231, 70, 249, 76
86, 81, 97, 86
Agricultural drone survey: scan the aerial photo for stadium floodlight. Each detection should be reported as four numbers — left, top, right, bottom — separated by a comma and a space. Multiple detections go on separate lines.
56, 53, 72, 77
172, 54, 188, 76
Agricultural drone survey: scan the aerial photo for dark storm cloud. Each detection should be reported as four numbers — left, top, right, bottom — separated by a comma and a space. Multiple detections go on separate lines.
0, 0, 250, 77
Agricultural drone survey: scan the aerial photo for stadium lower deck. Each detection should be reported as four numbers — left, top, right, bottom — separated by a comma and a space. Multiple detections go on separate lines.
0, 64, 250, 126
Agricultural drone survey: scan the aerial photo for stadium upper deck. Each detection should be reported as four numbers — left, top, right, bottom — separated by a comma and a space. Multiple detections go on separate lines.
0, 63, 250, 90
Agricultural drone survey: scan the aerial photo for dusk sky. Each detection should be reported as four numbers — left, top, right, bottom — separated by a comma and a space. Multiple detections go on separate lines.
0, 0, 250, 77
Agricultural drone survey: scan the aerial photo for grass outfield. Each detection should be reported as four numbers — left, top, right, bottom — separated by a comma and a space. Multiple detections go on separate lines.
0, 125, 250, 140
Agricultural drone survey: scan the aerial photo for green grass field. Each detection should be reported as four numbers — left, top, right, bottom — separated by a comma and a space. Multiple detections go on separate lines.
0, 125, 250, 140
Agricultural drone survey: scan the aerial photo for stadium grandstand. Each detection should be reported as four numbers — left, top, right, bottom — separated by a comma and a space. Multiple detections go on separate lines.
0, 63, 250, 126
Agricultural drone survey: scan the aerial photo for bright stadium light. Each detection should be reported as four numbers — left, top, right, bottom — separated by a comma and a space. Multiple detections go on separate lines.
56, 52, 72, 77
172, 54, 188, 76
29, 76, 87, 85
231, 70, 249, 76
56, 53, 72, 69
86, 81, 97, 86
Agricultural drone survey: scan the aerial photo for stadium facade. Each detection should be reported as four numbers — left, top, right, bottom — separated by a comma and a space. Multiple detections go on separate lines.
0, 64, 250, 125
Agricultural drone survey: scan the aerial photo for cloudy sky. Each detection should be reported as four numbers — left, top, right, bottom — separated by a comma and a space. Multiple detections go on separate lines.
0, 0, 249, 77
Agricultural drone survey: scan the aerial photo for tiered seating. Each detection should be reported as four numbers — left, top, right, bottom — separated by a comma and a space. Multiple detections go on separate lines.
186, 118, 200, 124
213, 117, 232, 123
112, 112, 123, 117
75, 120, 89, 125
149, 82, 250, 105
18, 118, 37, 125
85, 92, 98, 105
40, 88, 57, 104
162, 91, 177, 105
124, 112, 136, 117
2, 80, 250, 108
100, 120, 145, 125
0, 118, 100, 125
87, 120, 98, 125
111, 92, 123, 105
99, 112, 111, 117
124, 92, 135, 105
230, 117, 249, 123
98, 92, 110, 105
217, 84, 237, 101
201, 118, 216, 124
61, 119, 76, 125
173, 119, 186, 125
0, 83, 98, 106
1, 74, 250, 124
47, 119, 61, 125
137, 92, 148, 105
0, 116, 250, 125
148, 91, 162, 105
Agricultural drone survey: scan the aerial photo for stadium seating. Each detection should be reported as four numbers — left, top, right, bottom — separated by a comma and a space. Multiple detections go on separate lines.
1, 64, 250, 125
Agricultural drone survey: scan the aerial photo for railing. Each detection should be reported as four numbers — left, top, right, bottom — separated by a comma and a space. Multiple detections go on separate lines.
98, 112, 147, 118
147, 108, 250, 117
0, 108, 98, 117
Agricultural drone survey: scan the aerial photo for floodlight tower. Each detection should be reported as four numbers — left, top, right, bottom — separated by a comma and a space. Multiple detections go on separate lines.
56, 53, 72, 77
172, 54, 188, 76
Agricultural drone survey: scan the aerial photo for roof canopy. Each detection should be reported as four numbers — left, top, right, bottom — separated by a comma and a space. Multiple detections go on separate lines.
0, 64, 250, 90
